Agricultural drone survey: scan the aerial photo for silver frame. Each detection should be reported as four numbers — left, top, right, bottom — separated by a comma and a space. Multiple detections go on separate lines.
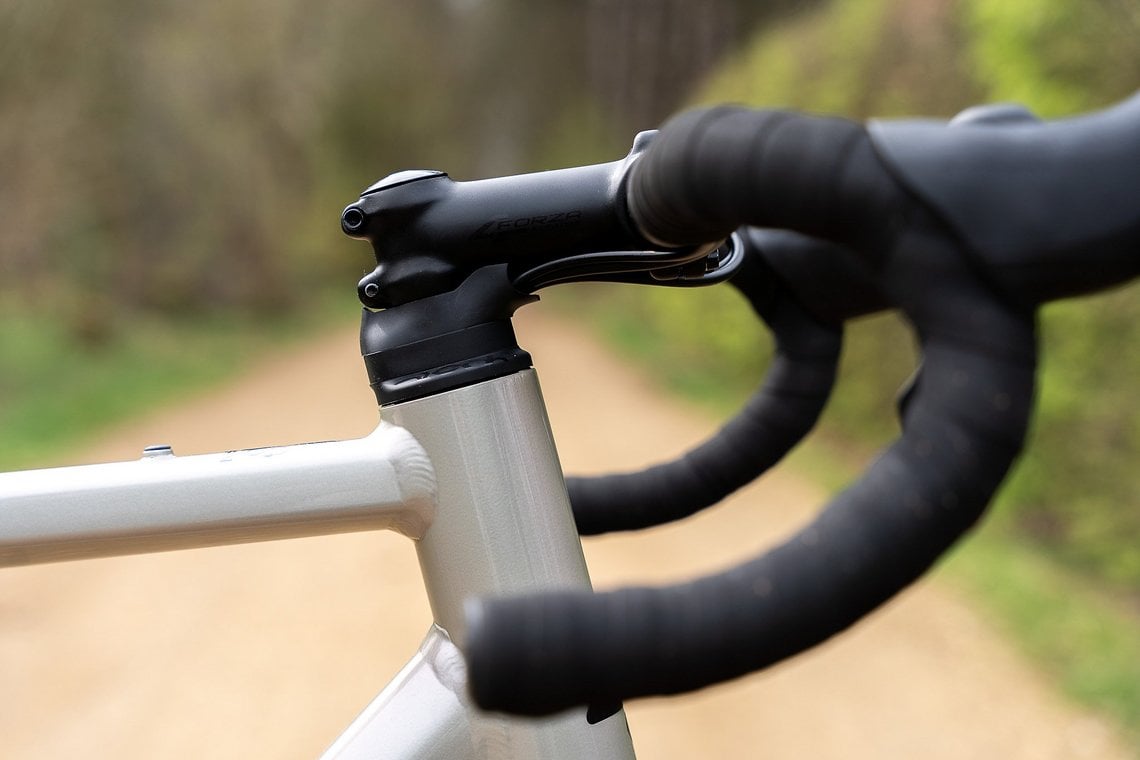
0, 369, 637, 759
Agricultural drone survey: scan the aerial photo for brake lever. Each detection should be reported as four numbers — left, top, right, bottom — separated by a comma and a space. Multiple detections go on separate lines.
510, 232, 743, 291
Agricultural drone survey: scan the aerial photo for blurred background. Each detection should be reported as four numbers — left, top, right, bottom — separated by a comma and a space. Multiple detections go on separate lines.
2, 0, 1139, 754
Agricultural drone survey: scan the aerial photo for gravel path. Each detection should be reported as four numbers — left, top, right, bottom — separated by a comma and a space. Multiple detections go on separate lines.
0, 310, 1131, 759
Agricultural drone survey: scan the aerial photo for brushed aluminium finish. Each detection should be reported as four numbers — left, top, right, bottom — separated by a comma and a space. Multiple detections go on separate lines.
342, 369, 637, 760
0, 368, 637, 758
0, 422, 435, 566
322, 623, 633, 760
383, 371, 590, 644
321, 623, 594, 760
321, 626, 476, 760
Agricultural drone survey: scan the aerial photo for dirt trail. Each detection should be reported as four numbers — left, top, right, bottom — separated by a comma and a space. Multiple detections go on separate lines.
0, 311, 1131, 759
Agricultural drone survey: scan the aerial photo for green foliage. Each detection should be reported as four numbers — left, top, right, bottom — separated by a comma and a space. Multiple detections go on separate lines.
2, 0, 779, 472
583, 0, 1140, 739
569, 282, 917, 448
944, 530, 1140, 742
700, 0, 981, 117
0, 311, 259, 468
615, 0, 1140, 592
0, 300, 349, 470
964, 0, 1140, 116
563, 284, 770, 410
954, 0, 1140, 594
0, 0, 606, 331
780, 432, 1140, 745
1000, 291, 1140, 587
0, 0, 619, 463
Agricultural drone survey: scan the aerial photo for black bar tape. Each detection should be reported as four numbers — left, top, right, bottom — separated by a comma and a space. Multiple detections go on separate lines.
465, 105, 1051, 716
567, 240, 841, 535
467, 297, 1035, 716
468, 102, 1040, 712
742, 228, 890, 325
627, 107, 907, 256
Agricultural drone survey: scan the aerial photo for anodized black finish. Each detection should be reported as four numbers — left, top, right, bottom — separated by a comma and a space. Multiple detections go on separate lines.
358, 265, 535, 406
465, 93, 1140, 718
343, 135, 654, 310
869, 91, 1140, 305
344, 133, 739, 406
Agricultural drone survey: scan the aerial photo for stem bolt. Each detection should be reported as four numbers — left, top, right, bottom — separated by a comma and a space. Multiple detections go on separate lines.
341, 206, 367, 234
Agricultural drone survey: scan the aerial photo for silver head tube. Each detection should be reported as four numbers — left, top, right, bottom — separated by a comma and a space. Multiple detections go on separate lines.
383, 369, 589, 644
337, 369, 637, 760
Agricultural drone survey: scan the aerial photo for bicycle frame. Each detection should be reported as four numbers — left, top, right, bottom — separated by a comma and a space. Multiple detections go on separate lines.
0, 369, 638, 759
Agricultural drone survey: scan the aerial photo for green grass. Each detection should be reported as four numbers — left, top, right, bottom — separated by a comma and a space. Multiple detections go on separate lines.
942, 527, 1140, 746
552, 284, 770, 412
0, 293, 356, 470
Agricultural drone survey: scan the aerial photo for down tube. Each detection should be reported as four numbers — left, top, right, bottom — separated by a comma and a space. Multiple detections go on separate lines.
325, 370, 636, 760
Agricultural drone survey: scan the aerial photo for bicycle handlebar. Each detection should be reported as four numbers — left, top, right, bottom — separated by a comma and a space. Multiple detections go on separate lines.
568, 227, 891, 536
464, 95, 1140, 717
567, 238, 841, 535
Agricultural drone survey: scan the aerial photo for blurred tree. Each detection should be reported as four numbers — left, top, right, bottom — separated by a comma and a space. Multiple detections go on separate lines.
1, 0, 467, 326
585, 0, 831, 135
628, 0, 1140, 593
0, 0, 817, 332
